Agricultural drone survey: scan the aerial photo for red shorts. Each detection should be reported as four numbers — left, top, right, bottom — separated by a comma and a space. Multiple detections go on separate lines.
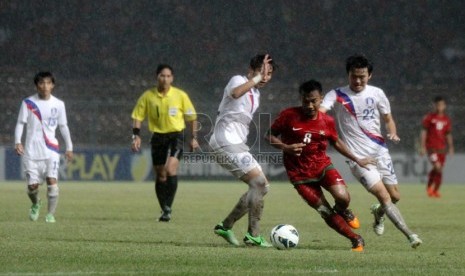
293, 168, 345, 207
428, 152, 446, 166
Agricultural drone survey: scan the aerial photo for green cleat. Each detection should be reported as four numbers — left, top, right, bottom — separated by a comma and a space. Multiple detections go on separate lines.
45, 213, 56, 223
243, 232, 272, 248
29, 200, 42, 222
214, 223, 239, 246
408, 234, 422, 249
370, 203, 385, 236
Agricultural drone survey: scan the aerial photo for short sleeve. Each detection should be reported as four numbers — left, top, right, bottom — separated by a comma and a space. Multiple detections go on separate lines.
445, 116, 452, 133
321, 90, 337, 110
270, 110, 288, 136
377, 89, 391, 115
225, 75, 247, 98
182, 92, 197, 121
131, 91, 148, 121
58, 101, 68, 126
421, 114, 430, 129
324, 114, 338, 143
16, 100, 28, 124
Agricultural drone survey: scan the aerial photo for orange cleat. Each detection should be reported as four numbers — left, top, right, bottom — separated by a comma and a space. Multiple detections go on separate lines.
338, 208, 360, 229
432, 190, 441, 198
351, 236, 365, 252
427, 187, 435, 197
347, 216, 360, 229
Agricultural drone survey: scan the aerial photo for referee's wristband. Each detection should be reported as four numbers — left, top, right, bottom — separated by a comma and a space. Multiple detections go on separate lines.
132, 128, 140, 136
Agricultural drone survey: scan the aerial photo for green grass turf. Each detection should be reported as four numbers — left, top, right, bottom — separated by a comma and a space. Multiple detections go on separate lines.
0, 181, 464, 275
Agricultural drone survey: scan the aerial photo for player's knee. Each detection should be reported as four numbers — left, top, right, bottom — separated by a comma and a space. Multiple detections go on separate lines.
316, 205, 334, 219
27, 185, 39, 195
47, 185, 59, 197
248, 174, 268, 196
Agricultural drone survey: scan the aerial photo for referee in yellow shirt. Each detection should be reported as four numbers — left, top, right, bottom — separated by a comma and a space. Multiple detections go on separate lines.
131, 64, 199, 222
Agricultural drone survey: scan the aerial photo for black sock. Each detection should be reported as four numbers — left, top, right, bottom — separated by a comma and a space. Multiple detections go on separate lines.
155, 180, 169, 212
165, 176, 178, 210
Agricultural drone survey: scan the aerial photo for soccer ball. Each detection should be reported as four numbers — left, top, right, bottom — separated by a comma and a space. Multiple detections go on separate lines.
270, 224, 299, 250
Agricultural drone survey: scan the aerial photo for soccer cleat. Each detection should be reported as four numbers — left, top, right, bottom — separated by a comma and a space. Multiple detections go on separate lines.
427, 187, 435, 197
214, 223, 239, 246
243, 232, 272, 248
432, 190, 441, 198
370, 204, 385, 236
158, 211, 171, 222
408, 234, 422, 249
45, 213, 56, 223
338, 208, 360, 229
351, 236, 365, 252
29, 200, 42, 221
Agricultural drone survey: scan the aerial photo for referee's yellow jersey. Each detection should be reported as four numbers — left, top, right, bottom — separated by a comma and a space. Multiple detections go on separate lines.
131, 86, 197, 133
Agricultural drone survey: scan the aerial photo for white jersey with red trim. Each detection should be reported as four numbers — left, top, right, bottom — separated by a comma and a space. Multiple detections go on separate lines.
209, 75, 260, 149
15, 94, 69, 160
321, 85, 391, 158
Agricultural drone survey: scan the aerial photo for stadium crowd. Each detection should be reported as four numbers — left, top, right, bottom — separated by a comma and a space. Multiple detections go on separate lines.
0, 1, 463, 151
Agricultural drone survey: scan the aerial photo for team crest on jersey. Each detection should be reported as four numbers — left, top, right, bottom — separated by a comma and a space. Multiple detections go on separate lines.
365, 97, 375, 109
319, 130, 325, 136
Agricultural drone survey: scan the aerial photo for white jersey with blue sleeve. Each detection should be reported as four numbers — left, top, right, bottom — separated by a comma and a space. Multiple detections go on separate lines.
321, 85, 391, 158
15, 94, 72, 160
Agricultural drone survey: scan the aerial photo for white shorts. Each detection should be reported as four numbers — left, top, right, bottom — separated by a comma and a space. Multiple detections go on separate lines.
348, 153, 398, 189
213, 148, 262, 179
23, 153, 60, 185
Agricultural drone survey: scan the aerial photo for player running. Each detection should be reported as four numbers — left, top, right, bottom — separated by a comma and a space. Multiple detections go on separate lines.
14, 71, 74, 223
210, 54, 274, 247
320, 54, 422, 248
420, 96, 454, 198
266, 79, 374, 252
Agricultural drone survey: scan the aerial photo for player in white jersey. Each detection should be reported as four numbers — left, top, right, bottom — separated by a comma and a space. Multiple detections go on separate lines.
210, 54, 275, 247
14, 72, 73, 223
320, 55, 422, 248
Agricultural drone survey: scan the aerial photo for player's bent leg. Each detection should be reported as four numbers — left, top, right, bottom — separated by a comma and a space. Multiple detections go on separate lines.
370, 184, 422, 248
324, 171, 360, 229
385, 184, 400, 203
296, 184, 363, 251
27, 184, 41, 222
241, 170, 271, 247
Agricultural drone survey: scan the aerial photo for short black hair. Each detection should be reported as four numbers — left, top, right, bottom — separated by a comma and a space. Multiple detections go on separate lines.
34, 71, 55, 85
346, 54, 373, 74
433, 96, 446, 103
156, 64, 174, 75
249, 54, 277, 71
299, 79, 322, 96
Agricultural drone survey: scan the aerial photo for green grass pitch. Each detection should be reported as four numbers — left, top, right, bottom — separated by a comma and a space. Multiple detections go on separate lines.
1, 181, 464, 275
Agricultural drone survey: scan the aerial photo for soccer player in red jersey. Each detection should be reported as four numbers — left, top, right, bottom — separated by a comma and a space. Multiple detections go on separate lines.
420, 96, 454, 198
266, 80, 375, 251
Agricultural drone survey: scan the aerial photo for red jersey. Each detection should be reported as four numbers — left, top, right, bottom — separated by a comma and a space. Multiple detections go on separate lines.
422, 113, 451, 151
270, 108, 338, 183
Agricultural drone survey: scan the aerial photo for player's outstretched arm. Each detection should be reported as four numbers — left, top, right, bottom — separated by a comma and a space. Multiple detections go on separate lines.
230, 54, 272, 99
383, 113, 400, 143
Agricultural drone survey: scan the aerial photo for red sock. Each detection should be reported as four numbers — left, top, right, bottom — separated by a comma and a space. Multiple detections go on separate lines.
427, 170, 436, 189
324, 213, 359, 240
434, 172, 443, 192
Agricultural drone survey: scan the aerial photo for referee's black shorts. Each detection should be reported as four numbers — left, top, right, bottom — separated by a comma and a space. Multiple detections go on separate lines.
150, 132, 184, 166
